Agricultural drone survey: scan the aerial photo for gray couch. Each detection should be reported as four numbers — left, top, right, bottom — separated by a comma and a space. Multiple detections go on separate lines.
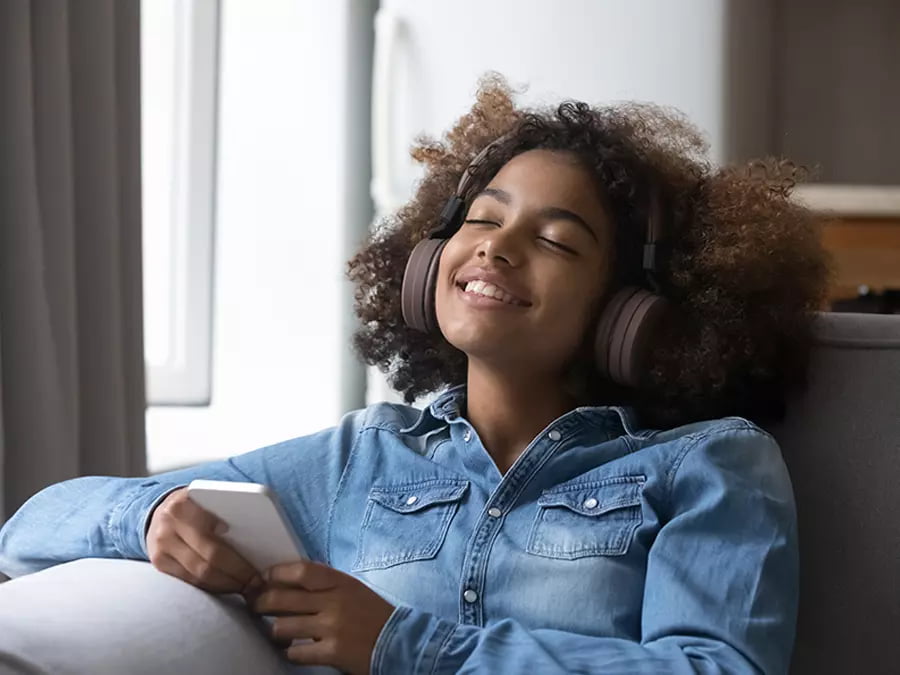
766, 312, 900, 674
0, 312, 897, 674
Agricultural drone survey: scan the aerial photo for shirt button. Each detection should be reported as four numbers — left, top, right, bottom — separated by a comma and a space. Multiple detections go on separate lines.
406, 496, 418, 506
463, 589, 478, 603
583, 497, 598, 509
548, 429, 562, 441
463, 429, 471, 442
488, 507, 502, 518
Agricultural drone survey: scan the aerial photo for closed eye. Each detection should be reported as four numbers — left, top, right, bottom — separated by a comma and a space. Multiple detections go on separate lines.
539, 237, 577, 255
464, 220, 577, 255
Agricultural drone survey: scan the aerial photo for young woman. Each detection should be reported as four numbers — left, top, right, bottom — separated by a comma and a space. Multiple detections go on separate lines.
0, 76, 830, 674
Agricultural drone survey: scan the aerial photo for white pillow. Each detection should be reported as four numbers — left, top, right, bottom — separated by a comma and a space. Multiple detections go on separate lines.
0, 558, 335, 675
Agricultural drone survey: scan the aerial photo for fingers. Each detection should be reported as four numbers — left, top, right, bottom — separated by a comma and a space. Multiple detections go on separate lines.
171, 493, 221, 533
271, 614, 321, 641
152, 553, 196, 586
153, 550, 234, 594
164, 535, 247, 593
254, 587, 327, 617
283, 638, 339, 668
265, 560, 338, 591
147, 488, 262, 596
175, 515, 258, 586
269, 617, 340, 667
240, 575, 266, 606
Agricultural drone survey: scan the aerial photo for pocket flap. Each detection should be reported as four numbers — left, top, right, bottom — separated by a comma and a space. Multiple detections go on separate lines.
369, 479, 469, 514
537, 475, 644, 516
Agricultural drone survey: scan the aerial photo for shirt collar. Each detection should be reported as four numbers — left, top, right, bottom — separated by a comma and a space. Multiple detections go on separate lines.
400, 385, 647, 439
399, 385, 467, 435
575, 404, 645, 438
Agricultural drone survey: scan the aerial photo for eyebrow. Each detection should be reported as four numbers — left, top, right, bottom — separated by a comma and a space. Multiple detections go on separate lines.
474, 188, 599, 242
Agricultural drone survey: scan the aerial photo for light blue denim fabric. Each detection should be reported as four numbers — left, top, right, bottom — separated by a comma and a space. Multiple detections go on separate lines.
0, 386, 798, 674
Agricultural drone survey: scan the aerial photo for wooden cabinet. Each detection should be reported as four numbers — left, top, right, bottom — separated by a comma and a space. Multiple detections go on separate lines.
822, 218, 900, 303
795, 186, 900, 306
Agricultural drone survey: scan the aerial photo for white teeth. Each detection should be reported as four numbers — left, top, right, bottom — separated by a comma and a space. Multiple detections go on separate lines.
463, 280, 522, 305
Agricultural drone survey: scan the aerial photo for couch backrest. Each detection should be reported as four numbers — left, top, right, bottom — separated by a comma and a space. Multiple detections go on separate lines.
766, 312, 900, 675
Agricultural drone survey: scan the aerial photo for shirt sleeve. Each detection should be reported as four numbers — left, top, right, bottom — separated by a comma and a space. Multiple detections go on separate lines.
371, 426, 798, 675
0, 408, 368, 579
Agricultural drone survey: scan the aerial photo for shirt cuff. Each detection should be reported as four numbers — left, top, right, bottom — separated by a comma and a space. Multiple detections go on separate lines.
108, 482, 188, 560
371, 605, 457, 675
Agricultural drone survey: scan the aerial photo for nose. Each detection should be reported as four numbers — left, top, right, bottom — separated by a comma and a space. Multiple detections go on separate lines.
475, 223, 522, 266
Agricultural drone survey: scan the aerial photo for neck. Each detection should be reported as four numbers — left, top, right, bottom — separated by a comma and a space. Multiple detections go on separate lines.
464, 360, 578, 474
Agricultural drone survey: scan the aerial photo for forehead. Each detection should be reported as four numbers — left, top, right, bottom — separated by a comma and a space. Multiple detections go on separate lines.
485, 149, 607, 216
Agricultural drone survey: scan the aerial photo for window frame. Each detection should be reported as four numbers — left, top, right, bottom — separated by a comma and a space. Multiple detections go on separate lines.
142, 0, 219, 406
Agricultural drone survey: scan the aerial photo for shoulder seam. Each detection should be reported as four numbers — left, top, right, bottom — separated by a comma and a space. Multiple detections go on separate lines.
664, 422, 772, 505
358, 402, 422, 435
325, 409, 369, 566
364, 421, 404, 434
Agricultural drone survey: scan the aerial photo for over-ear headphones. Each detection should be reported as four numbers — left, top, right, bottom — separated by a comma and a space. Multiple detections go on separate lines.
400, 137, 673, 389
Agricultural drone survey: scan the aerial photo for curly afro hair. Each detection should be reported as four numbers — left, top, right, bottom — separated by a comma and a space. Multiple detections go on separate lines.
348, 74, 832, 428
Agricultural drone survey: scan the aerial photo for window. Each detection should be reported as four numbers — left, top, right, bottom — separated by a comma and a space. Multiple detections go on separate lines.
141, 0, 218, 405
141, 1, 371, 472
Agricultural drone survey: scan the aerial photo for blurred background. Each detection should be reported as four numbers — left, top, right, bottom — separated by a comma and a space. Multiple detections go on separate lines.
2, 0, 898, 517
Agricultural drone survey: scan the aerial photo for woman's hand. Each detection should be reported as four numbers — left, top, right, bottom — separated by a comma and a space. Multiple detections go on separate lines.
145, 487, 262, 599
253, 560, 396, 675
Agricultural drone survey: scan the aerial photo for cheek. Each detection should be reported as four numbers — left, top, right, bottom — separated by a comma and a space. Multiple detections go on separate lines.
542, 271, 606, 343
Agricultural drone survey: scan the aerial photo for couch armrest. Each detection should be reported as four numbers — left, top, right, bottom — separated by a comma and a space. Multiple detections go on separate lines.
0, 559, 336, 675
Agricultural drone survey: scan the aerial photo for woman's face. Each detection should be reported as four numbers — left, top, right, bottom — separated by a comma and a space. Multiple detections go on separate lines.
435, 149, 614, 377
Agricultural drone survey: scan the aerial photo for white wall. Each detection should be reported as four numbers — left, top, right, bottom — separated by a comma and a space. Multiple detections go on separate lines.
146, 0, 372, 472
378, 0, 775, 204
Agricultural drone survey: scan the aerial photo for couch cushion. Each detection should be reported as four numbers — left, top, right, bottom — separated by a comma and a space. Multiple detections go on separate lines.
767, 312, 900, 675
0, 558, 336, 675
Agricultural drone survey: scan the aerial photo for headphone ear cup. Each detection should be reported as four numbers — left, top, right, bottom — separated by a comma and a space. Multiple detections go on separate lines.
595, 287, 672, 389
401, 238, 448, 332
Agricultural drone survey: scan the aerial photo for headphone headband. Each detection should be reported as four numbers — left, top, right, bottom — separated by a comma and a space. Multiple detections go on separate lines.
426, 139, 506, 240
642, 186, 664, 291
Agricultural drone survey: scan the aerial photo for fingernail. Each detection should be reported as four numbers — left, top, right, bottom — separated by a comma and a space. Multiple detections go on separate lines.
214, 522, 228, 535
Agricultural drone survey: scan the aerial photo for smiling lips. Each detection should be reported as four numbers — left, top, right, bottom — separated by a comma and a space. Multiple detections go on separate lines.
458, 279, 530, 307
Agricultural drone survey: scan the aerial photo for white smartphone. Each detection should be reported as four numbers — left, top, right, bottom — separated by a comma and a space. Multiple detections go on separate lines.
186, 479, 308, 573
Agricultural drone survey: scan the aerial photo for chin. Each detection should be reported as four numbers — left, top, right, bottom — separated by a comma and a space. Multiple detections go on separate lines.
442, 322, 535, 365
442, 326, 504, 357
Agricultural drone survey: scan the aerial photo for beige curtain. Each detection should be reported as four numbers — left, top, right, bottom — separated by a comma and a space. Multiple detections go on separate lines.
0, 0, 146, 522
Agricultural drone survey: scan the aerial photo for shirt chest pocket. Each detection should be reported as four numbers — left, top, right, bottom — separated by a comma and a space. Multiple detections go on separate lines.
527, 475, 645, 560
352, 478, 469, 572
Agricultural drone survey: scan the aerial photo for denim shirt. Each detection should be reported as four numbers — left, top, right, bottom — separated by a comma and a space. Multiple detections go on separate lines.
0, 386, 798, 674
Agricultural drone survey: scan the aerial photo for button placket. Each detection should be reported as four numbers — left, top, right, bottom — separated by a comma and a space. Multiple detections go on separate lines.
458, 417, 579, 626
